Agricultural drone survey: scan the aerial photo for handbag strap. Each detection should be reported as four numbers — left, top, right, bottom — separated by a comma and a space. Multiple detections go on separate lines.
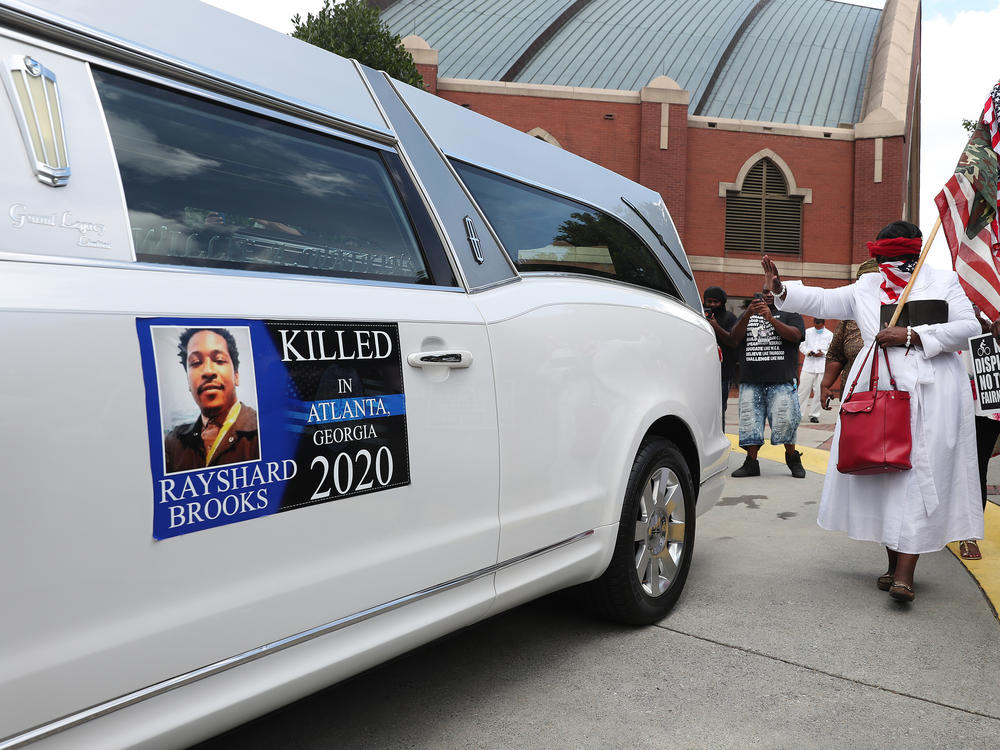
880, 344, 899, 390
843, 342, 899, 401
844, 342, 877, 400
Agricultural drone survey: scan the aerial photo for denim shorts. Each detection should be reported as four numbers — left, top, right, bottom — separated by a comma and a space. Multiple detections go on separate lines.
738, 381, 800, 447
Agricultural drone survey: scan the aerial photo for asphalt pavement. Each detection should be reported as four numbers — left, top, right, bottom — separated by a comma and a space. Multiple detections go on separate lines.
196, 396, 1000, 749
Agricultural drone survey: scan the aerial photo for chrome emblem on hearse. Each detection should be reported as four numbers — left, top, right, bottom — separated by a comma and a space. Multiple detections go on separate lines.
1, 55, 70, 187
464, 215, 484, 264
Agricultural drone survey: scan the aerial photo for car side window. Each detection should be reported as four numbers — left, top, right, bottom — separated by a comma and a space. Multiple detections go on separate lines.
92, 68, 454, 286
453, 161, 678, 297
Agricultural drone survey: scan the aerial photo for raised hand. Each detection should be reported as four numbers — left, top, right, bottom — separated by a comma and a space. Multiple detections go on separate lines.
761, 255, 782, 294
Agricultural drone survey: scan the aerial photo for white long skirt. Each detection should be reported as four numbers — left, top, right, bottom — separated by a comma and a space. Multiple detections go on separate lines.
820, 362, 983, 554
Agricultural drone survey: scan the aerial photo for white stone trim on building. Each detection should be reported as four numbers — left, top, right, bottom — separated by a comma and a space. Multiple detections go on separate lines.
401, 35, 439, 66
718, 149, 813, 204
687, 255, 853, 280
438, 78, 640, 104
858, 0, 918, 133
526, 127, 562, 148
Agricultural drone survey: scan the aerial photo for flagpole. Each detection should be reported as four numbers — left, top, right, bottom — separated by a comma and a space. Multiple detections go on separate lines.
886, 216, 944, 328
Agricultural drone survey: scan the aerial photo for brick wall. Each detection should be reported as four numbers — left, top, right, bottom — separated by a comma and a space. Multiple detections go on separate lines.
438, 91, 642, 182
416, 63, 437, 95
852, 136, 906, 264
684, 129, 856, 283
639, 101, 689, 239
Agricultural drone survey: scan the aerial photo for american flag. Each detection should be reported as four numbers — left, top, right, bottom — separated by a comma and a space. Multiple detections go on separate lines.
936, 83, 1000, 320
878, 259, 913, 303
985, 81, 1000, 151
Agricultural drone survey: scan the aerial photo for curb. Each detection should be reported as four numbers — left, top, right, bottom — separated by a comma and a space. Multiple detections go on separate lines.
947, 504, 1000, 620
726, 433, 1000, 620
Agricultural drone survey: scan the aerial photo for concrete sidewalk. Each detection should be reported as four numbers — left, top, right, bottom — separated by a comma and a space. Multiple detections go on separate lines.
724, 393, 1000, 620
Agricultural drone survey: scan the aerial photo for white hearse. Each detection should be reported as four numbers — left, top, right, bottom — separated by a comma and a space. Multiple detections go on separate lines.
0, 1, 729, 747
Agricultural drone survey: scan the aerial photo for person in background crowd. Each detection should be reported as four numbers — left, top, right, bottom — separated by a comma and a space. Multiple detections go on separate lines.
716, 287, 806, 479
798, 317, 832, 423
820, 259, 880, 409
704, 286, 739, 418
763, 220, 983, 604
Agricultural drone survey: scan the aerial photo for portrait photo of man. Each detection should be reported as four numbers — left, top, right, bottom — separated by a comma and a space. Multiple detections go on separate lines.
157, 326, 260, 474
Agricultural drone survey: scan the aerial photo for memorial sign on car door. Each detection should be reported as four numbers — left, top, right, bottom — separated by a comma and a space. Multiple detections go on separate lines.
137, 318, 410, 539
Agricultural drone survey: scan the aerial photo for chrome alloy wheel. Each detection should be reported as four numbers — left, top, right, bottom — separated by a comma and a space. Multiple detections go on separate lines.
634, 467, 686, 597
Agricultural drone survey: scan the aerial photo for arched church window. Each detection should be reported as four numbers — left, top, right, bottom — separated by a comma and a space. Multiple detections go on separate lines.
724, 158, 802, 254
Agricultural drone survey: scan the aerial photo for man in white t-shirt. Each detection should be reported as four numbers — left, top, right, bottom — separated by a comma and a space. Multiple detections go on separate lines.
798, 318, 832, 423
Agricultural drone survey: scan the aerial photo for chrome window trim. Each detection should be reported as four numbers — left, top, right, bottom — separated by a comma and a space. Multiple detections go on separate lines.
85, 58, 397, 155
446, 153, 610, 221
450, 156, 686, 299
451, 159, 680, 301
84, 60, 135, 262
0, 6, 394, 144
467, 274, 522, 293
353, 61, 470, 293
84, 62, 450, 287
0, 530, 594, 750
620, 195, 692, 281
0, 251, 467, 293
383, 76, 520, 287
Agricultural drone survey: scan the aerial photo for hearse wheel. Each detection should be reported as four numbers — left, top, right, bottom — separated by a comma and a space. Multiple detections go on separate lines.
588, 437, 696, 625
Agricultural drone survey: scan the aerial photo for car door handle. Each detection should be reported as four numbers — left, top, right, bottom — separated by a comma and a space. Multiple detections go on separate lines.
406, 350, 473, 368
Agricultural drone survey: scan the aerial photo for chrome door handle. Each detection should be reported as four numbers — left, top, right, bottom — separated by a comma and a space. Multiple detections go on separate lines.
406, 350, 473, 368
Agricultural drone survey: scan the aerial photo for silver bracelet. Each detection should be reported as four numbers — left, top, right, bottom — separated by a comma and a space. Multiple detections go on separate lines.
775, 280, 786, 297
905, 325, 912, 348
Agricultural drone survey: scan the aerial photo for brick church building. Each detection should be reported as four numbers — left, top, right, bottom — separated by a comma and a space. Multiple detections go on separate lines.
377, 0, 921, 308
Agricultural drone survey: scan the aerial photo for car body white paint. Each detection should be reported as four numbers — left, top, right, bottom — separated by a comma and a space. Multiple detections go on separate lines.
0, 1, 728, 747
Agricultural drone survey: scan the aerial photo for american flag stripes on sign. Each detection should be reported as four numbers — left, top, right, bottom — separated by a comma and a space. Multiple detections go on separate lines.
936, 84, 1000, 321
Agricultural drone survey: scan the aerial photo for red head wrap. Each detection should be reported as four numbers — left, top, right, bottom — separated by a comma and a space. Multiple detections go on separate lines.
867, 237, 922, 258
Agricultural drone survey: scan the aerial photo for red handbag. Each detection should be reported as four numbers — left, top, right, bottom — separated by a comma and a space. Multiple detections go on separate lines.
837, 343, 912, 475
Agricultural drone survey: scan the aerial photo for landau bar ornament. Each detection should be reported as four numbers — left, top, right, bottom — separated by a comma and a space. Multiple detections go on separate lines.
1, 54, 70, 186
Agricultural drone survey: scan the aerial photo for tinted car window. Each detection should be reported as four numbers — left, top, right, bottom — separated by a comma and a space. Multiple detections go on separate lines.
454, 161, 678, 297
93, 68, 452, 286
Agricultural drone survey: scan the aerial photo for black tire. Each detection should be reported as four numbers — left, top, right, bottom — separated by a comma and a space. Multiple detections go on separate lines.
585, 437, 696, 625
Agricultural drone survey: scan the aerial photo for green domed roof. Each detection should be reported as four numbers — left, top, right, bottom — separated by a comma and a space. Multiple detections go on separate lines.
380, 0, 881, 128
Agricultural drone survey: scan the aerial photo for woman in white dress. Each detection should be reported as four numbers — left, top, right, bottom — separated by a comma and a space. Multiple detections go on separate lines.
762, 221, 984, 603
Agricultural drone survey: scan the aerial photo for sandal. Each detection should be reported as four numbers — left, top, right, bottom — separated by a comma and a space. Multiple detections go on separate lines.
877, 572, 894, 591
889, 581, 915, 602
959, 540, 982, 560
